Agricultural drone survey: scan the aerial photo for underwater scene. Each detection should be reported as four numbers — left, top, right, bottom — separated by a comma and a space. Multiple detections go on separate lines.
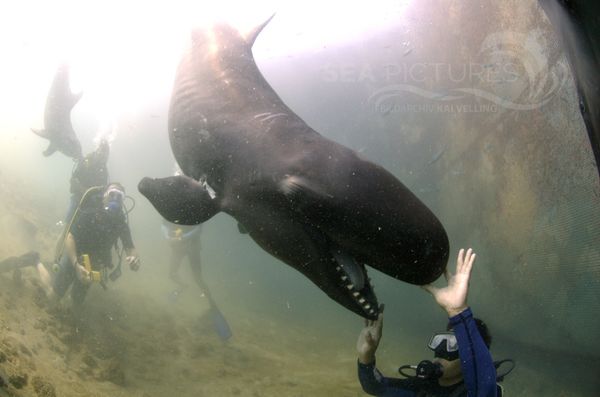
1, 0, 599, 396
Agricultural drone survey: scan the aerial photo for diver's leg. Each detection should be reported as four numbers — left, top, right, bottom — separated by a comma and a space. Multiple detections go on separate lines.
51, 256, 76, 300
169, 245, 188, 290
0, 251, 40, 273
187, 242, 208, 294
70, 278, 91, 312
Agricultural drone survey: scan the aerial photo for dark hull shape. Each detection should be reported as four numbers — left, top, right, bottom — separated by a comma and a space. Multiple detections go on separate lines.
31, 64, 82, 159
139, 18, 449, 320
539, 0, 600, 178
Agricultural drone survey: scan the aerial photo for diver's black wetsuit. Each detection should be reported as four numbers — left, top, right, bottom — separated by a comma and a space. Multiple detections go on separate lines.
54, 205, 134, 303
358, 308, 498, 397
65, 153, 109, 222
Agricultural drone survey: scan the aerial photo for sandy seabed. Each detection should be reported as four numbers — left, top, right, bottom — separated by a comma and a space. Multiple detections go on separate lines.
0, 268, 368, 397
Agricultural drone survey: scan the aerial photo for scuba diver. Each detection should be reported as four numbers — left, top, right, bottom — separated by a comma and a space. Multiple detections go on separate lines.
161, 219, 232, 341
161, 220, 203, 295
64, 138, 110, 223
357, 248, 512, 397
37, 182, 140, 311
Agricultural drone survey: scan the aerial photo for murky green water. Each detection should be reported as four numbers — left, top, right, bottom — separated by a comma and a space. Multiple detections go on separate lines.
0, 0, 598, 396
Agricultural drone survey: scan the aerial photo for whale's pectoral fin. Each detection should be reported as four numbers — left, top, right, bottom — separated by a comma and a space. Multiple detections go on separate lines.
138, 175, 220, 225
280, 175, 332, 201
43, 142, 57, 157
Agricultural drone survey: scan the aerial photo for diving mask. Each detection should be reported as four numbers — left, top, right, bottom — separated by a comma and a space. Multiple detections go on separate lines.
104, 187, 125, 213
428, 332, 459, 361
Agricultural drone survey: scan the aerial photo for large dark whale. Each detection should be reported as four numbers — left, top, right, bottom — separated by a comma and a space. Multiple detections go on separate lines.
539, 0, 600, 178
139, 18, 449, 320
31, 64, 83, 159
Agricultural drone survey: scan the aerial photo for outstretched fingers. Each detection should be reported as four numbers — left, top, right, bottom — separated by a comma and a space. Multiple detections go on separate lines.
457, 248, 475, 273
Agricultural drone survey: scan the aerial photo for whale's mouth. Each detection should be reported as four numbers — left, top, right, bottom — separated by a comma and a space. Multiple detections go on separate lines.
332, 251, 379, 318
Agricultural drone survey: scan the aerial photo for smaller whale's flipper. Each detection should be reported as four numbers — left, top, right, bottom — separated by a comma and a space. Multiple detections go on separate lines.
43, 143, 58, 157
31, 128, 49, 138
138, 175, 221, 225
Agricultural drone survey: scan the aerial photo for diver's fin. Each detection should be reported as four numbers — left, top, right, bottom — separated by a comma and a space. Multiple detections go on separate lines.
210, 301, 232, 341
138, 175, 221, 225
43, 142, 57, 156
332, 250, 365, 291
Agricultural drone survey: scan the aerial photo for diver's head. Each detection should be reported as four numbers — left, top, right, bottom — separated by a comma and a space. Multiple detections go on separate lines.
103, 183, 125, 215
427, 318, 492, 386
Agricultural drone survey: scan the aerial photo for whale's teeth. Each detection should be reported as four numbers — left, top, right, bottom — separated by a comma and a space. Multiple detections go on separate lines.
353, 292, 360, 297
364, 304, 371, 310
369, 309, 375, 314
346, 284, 354, 290
336, 266, 341, 272
358, 298, 366, 304
341, 276, 348, 281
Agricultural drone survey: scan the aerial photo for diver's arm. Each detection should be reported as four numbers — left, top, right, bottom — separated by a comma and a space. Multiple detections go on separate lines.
451, 308, 497, 397
64, 233, 79, 268
65, 233, 90, 282
356, 307, 415, 396
120, 222, 140, 271
119, 222, 135, 251
357, 361, 416, 397
423, 249, 496, 396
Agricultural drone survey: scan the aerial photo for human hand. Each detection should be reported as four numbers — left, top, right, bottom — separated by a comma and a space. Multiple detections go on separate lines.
126, 255, 140, 271
356, 304, 384, 364
75, 262, 92, 284
422, 248, 476, 317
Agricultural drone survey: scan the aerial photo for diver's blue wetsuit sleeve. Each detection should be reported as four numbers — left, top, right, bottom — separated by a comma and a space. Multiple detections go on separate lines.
357, 361, 415, 397
450, 308, 497, 397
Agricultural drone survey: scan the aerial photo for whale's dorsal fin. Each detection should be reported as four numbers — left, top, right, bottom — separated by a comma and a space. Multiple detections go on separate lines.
245, 13, 276, 47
